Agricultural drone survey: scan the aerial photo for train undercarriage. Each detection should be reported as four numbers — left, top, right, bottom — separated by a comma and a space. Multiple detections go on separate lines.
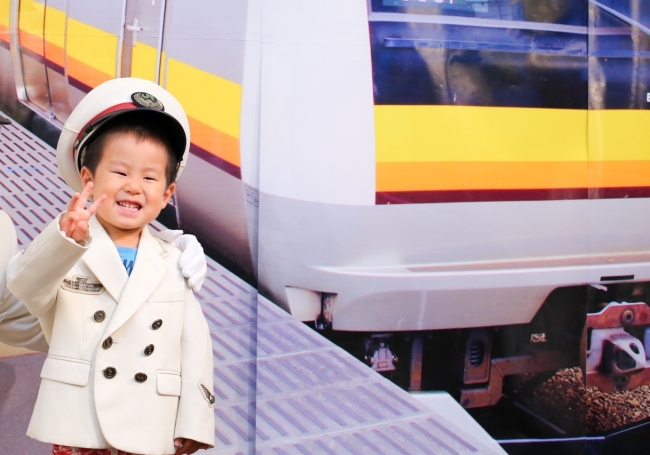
312, 281, 650, 411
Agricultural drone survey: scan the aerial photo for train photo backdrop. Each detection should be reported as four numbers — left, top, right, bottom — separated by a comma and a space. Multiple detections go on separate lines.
2, 0, 650, 453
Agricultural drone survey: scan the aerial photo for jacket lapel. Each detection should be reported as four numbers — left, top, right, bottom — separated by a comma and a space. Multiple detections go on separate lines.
104, 226, 167, 336
83, 217, 128, 302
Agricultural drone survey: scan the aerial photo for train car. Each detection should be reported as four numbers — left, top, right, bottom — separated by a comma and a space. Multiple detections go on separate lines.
2, 0, 650, 408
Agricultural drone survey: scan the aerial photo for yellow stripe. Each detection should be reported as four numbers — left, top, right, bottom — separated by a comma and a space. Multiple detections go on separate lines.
67, 18, 117, 78
131, 41, 158, 83
375, 105, 588, 163
589, 110, 650, 161
166, 58, 241, 139
44, 4, 66, 49
0, 0, 10, 29
19, 0, 44, 39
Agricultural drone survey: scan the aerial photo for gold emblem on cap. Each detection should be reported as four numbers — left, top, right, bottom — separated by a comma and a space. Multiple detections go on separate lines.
131, 92, 165, 111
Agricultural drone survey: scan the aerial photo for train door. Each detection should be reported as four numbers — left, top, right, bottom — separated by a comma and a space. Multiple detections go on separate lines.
120, 0, 165, 82
16, 0, 50, 115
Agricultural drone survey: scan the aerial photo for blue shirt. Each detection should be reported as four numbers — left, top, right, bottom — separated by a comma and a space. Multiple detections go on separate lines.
116, 246, 138, 276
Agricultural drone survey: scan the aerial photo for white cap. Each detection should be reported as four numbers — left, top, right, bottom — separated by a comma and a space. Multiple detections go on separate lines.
56, 78, 190, 192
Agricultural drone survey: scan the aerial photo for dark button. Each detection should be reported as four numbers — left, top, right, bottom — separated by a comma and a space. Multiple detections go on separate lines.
134, 373, 147, 383
144, 344, 154, 356
152, 319, 163, 330
103, 367, 117, 378
102, 337, 113, 349
94, 310, 106, 322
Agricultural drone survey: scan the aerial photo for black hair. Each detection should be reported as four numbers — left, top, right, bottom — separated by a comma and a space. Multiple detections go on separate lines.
79, 113, 180, 187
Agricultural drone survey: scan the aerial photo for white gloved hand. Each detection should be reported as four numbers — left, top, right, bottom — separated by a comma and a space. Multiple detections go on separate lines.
154, 229, 207, 292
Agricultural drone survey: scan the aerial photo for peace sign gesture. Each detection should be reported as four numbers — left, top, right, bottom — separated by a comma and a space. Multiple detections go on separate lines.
59, 182, 107, 243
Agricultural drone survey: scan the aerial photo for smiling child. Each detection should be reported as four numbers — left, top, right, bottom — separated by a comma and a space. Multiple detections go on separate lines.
7, 78, 215, 455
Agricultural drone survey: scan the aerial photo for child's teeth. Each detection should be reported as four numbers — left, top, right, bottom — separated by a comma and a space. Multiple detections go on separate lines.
119, 202, 138, 210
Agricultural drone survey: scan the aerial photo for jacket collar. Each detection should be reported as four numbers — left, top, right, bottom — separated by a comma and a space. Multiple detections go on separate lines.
83, 216, 168, 335
83, 216, 128, 302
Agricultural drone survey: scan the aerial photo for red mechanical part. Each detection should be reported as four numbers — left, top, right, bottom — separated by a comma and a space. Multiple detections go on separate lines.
586, 302, 650, 392
587, 302, 650, 329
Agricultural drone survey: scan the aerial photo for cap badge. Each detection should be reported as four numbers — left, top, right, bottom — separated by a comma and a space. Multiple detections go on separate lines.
131, 92, 165, 111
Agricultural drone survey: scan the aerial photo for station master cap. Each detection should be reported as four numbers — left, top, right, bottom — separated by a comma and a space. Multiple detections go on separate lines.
57, 77, 190, 192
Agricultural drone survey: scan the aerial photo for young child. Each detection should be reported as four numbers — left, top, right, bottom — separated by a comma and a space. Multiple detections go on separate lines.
7, 78, 215, 455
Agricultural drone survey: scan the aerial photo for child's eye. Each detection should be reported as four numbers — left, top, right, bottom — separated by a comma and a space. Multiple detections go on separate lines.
144, 176, 157, 181
112, 171, 126, 176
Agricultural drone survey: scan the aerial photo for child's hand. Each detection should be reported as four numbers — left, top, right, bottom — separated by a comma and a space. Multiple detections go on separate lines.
59, 182, 106, 243
173, 438, 209, 454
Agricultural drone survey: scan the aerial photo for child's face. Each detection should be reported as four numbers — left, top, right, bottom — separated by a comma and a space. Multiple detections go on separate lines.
80, 133, 175, 241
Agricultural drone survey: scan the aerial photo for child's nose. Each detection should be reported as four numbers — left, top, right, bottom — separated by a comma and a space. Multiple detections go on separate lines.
123, 177, 142, 193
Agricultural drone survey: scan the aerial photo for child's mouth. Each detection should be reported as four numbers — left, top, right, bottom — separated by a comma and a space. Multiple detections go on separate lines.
117, 201, 141, 211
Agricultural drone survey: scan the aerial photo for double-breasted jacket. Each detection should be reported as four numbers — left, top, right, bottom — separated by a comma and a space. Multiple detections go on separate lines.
7, 215, 215, 455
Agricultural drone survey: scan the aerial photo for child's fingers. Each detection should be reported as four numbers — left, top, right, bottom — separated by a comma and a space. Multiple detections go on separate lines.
86, 194, 107, 216
62, 212, 79, 238
67, 193, 80, 212
71, 221, 88, 243
77, 181, 94, 208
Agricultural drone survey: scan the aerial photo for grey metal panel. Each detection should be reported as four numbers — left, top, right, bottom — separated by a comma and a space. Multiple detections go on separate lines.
0, 47, 20, 114
20, 54, 50, 114
47, 0, 68, 11
0, 114, 504, 455
67, 0, 125, 37
162, 0, 248, 84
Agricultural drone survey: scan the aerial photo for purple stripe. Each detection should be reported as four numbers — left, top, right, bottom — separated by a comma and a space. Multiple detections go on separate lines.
16, 44, 65, 77
376, 187, 650, 204
44, 58, 64, 76
68, 76, 93, 94
377, 188, 587, 204
18, 45, 45, 65
592, 187, 650, 199
190, 144, 241, 179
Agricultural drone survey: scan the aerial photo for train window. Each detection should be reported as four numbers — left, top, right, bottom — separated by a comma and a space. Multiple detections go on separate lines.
589, 2, 650, 109
591, 3, 650, 56
371, 0, 587, 26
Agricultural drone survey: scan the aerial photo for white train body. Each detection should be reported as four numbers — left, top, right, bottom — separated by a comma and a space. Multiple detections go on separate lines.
2, 0, 650, 337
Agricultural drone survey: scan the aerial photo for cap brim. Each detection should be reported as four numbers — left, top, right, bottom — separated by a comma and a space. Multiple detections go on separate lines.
77, 108, 186, 171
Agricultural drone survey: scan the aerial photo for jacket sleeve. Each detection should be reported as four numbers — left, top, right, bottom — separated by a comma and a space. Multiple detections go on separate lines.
0, 291, 49, 352
0, 210, 48, 352
6, 215, 91, 340
174, 287, 215, 447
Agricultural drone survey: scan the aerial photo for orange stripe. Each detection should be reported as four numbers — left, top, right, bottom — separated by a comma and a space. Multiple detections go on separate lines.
378, 161, 650, 192
0, 23, 9, 42
44, 39, 64, 69
19, 29, 43, 55
377, 162, 587, 191
188, 116, 240, 167
67, 55, 112, 89
589, 161, 650, 188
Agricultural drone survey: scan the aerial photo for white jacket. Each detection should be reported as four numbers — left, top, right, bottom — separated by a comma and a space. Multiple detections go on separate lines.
7, 215, 215, 455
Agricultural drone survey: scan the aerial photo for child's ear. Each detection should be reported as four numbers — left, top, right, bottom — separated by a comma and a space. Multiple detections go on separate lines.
162, 182, 176, 207
80, 167, 93, 186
